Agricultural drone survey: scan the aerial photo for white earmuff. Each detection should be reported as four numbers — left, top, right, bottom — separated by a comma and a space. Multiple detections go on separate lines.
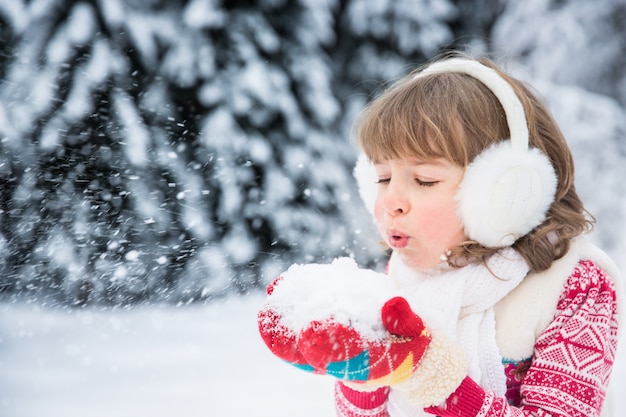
354, 58, 558, 248
354, 153, 378, 216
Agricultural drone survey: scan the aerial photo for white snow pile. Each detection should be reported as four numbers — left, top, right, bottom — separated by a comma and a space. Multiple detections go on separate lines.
260, 257, 399, 341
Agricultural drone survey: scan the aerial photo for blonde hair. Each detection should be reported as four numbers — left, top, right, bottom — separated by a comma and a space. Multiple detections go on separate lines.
355, 55, 594, 273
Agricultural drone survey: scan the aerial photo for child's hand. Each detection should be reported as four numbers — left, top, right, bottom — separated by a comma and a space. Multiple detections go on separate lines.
258, 258, 397, 378
297, 296, 432, 386
258, 260, 468, 405
257, 276, 315, 373
257, 267, 431, 386
257, 258, 445, 388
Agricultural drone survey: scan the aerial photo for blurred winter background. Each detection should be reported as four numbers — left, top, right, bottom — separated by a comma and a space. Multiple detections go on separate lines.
0, 0, 624, 416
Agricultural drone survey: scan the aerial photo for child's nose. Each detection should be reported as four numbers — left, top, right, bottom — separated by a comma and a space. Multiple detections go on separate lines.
383, 185, 409, 215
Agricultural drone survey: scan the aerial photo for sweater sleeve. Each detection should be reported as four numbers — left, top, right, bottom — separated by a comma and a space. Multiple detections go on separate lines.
427, 259, 621, 417
335, 381, 391, 417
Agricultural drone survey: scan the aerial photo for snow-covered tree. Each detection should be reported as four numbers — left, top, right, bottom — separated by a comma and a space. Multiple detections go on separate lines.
0, 0, 461, 305
492, 0, 626, 106
3, 0, 622, 307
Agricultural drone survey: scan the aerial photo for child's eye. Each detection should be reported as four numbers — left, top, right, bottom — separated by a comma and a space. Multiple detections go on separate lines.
416, 179, 437, 187
376, 178, 390, 184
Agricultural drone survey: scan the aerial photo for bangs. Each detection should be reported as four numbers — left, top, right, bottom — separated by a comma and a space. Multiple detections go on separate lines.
355, 72, 503, 166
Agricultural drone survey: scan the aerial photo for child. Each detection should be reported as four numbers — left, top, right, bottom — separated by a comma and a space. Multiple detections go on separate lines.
258, 54, 623, 417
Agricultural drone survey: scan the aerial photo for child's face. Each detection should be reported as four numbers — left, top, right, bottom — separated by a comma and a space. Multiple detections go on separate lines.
373, 157, 466, 270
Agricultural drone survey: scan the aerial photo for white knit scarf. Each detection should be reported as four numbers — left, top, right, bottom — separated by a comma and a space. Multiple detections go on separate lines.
386, 247, 529, 416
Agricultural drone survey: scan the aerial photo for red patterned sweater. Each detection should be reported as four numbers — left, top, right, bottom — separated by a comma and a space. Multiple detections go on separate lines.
335, 259, 621, 417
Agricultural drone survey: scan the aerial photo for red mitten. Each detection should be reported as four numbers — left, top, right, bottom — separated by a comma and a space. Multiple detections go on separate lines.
297, 296, 431, 385
257, 276, 314, 372
258, 258, 468, 406
257, 258, 432, 381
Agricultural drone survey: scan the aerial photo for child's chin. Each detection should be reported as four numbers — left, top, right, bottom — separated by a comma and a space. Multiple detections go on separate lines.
397, 251, 445, 272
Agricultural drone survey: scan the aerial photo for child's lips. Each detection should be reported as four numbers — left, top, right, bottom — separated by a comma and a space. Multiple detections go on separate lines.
387, 231, 409, 248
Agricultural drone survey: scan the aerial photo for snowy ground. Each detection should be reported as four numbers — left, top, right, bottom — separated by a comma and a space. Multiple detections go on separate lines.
0, 293, 624, 417
0, 294, 335, 417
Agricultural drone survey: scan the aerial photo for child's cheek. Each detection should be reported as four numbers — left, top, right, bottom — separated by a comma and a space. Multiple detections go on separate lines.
373, 199, 386, 225
422, 205, 465, 243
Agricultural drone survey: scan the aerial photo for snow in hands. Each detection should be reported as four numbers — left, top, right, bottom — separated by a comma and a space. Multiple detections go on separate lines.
257, 258, 432, 385
262, 258, 397, 341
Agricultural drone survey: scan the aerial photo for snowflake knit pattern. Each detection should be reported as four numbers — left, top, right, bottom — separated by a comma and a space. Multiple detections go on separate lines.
335, 259, 621, 417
